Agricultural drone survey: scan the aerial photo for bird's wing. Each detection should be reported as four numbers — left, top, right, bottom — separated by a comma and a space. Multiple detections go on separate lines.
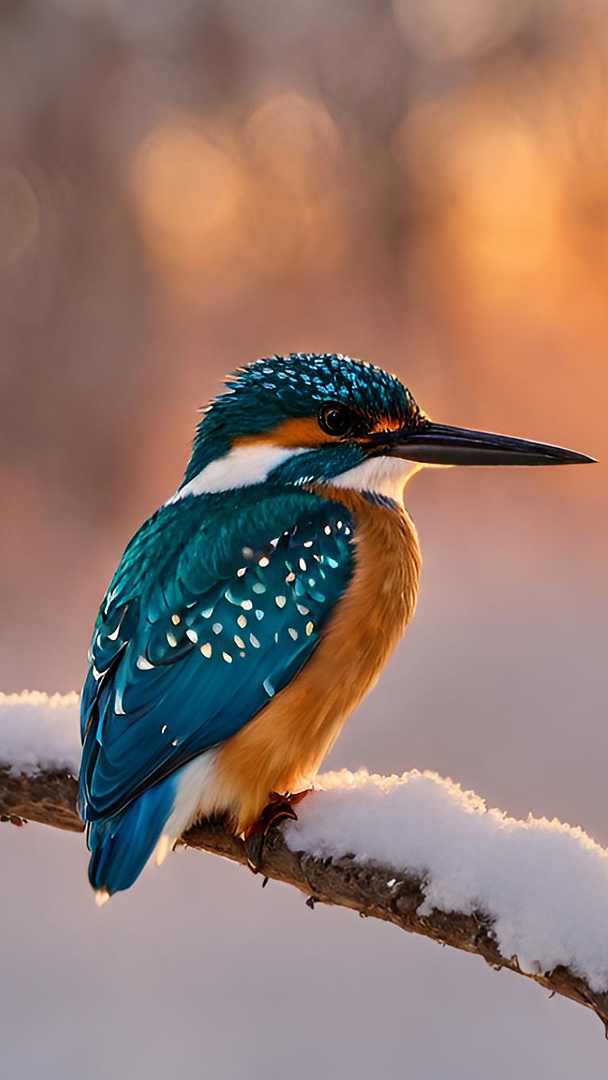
79, 489, 355, 822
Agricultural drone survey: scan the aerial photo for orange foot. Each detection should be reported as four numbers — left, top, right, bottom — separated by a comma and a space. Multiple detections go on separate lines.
243, 790, 310, 873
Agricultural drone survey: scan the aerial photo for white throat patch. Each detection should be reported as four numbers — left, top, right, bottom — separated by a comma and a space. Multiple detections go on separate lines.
328, 456, 423, 503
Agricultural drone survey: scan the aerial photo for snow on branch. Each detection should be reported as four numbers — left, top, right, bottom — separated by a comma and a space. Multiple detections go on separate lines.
0, 691, 80, 777
2, 692, 608, 1031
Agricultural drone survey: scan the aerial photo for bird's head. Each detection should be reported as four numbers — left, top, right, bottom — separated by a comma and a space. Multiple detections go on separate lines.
178, 353, 594, 502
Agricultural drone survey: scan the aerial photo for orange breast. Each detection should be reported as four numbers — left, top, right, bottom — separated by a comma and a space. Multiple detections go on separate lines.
215, 491, 421, 832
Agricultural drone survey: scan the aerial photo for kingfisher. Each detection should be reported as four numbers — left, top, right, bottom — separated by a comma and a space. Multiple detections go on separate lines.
79, 352, 593, 902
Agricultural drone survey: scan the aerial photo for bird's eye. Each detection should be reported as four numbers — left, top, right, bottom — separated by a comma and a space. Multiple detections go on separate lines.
318, 402, 356, 438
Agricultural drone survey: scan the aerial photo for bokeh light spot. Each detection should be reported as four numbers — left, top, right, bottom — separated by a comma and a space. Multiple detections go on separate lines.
391, 0, 528, 62
130, 116, 243, 273
241, 92, 344, 272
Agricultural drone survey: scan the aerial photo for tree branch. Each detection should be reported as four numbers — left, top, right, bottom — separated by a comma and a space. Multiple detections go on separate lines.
2, 762, 608, 1033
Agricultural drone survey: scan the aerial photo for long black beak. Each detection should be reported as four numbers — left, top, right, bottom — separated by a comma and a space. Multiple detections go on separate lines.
388, 423, 596, 466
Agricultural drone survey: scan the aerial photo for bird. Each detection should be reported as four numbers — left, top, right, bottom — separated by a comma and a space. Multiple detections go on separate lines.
79, 352, 594, 902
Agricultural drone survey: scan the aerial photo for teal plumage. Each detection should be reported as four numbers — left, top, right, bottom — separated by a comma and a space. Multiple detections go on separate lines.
80, 486, 354, 894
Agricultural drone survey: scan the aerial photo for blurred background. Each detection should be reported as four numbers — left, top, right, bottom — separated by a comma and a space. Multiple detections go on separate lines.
0, 0, 607, 1076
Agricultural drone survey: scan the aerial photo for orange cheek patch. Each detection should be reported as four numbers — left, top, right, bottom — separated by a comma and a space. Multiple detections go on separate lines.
233, 416, 326, 449
232, 414, 402, 450
370, 417, 403, 434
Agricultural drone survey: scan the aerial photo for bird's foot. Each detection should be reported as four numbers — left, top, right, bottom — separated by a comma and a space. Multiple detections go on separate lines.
243, 790, 310, 873
0, 813, 27, 826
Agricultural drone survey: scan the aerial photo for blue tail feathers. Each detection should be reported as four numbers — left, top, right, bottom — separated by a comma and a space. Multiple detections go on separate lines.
86, 775, 177, 897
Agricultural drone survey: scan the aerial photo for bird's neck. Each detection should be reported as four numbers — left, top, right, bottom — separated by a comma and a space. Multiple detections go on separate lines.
319, 483, 421, 626
310, 479, 422, 703
321, 457, 422, 505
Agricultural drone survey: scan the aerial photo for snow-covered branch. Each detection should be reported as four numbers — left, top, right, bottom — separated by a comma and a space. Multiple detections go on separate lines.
2, 693, 608, 1032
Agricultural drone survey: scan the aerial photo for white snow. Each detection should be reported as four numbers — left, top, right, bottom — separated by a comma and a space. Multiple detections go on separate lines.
0, 691, 80, 777
284, 769, 608, 992
3, 693, 608, 993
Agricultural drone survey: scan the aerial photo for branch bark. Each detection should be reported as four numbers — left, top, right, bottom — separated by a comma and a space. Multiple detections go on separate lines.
2, 764, 608, 1033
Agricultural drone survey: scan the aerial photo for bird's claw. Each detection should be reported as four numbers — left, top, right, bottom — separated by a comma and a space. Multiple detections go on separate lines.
243, 790, 309, 873
0, 813, 27, 826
